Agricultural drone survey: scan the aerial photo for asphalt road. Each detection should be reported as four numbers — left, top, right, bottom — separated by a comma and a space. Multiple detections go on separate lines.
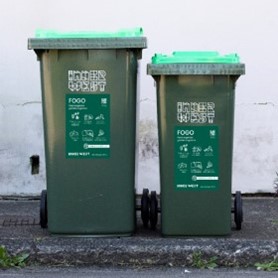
0, 266, 277, 278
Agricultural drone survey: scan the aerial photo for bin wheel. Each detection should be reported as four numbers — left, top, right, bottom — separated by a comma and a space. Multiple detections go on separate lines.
150, 191, 158, 230
141, 188, 150, 228
234, 191, 243, 230
40, 190, 48, 229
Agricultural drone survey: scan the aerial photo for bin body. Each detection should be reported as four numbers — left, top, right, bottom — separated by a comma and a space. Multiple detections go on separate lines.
29, 30, 147, 235
147, 52, 245, 236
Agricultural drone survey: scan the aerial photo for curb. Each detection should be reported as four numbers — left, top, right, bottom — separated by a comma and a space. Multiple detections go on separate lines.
2, 237, 278, 268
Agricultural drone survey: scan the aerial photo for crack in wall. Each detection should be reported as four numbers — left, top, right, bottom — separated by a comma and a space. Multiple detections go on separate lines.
0, 101, 42, 108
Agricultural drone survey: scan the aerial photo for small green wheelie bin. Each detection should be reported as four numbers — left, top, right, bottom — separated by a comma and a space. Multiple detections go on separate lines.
28, 28, 147, 236
147, 52, 245, 236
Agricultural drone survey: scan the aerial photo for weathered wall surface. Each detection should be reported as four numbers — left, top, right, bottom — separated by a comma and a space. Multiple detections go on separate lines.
1, 0, 278, 195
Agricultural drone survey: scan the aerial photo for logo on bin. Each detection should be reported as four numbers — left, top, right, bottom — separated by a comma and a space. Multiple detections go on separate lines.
177, 102, 215, 124
68, 70, 107, 92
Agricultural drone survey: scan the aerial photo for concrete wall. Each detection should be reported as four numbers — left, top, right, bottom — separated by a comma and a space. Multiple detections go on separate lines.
1, 0, 278, 195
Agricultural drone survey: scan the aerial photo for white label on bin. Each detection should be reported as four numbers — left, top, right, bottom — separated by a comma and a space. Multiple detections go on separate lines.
68, 70, 107, 92
177, 102, 215, 124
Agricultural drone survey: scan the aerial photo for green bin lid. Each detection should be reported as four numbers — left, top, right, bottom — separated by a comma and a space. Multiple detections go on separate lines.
35, 27, 144, 38
147, 51, 245, 76
28, 27, 147, 50
152, 51, 240, 64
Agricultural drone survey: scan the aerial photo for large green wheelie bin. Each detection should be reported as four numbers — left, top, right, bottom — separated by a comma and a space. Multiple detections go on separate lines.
28, 28, 147, 236
147, 52, 245, 236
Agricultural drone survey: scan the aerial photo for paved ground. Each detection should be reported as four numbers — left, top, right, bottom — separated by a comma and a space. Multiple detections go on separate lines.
0, 197, 278, 268
1, 266, 278, 278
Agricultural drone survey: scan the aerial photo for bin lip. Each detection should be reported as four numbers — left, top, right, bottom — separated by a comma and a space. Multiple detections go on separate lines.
28, 28, 147, 50
147, 63, 245, 76
28, 37, 147, 50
